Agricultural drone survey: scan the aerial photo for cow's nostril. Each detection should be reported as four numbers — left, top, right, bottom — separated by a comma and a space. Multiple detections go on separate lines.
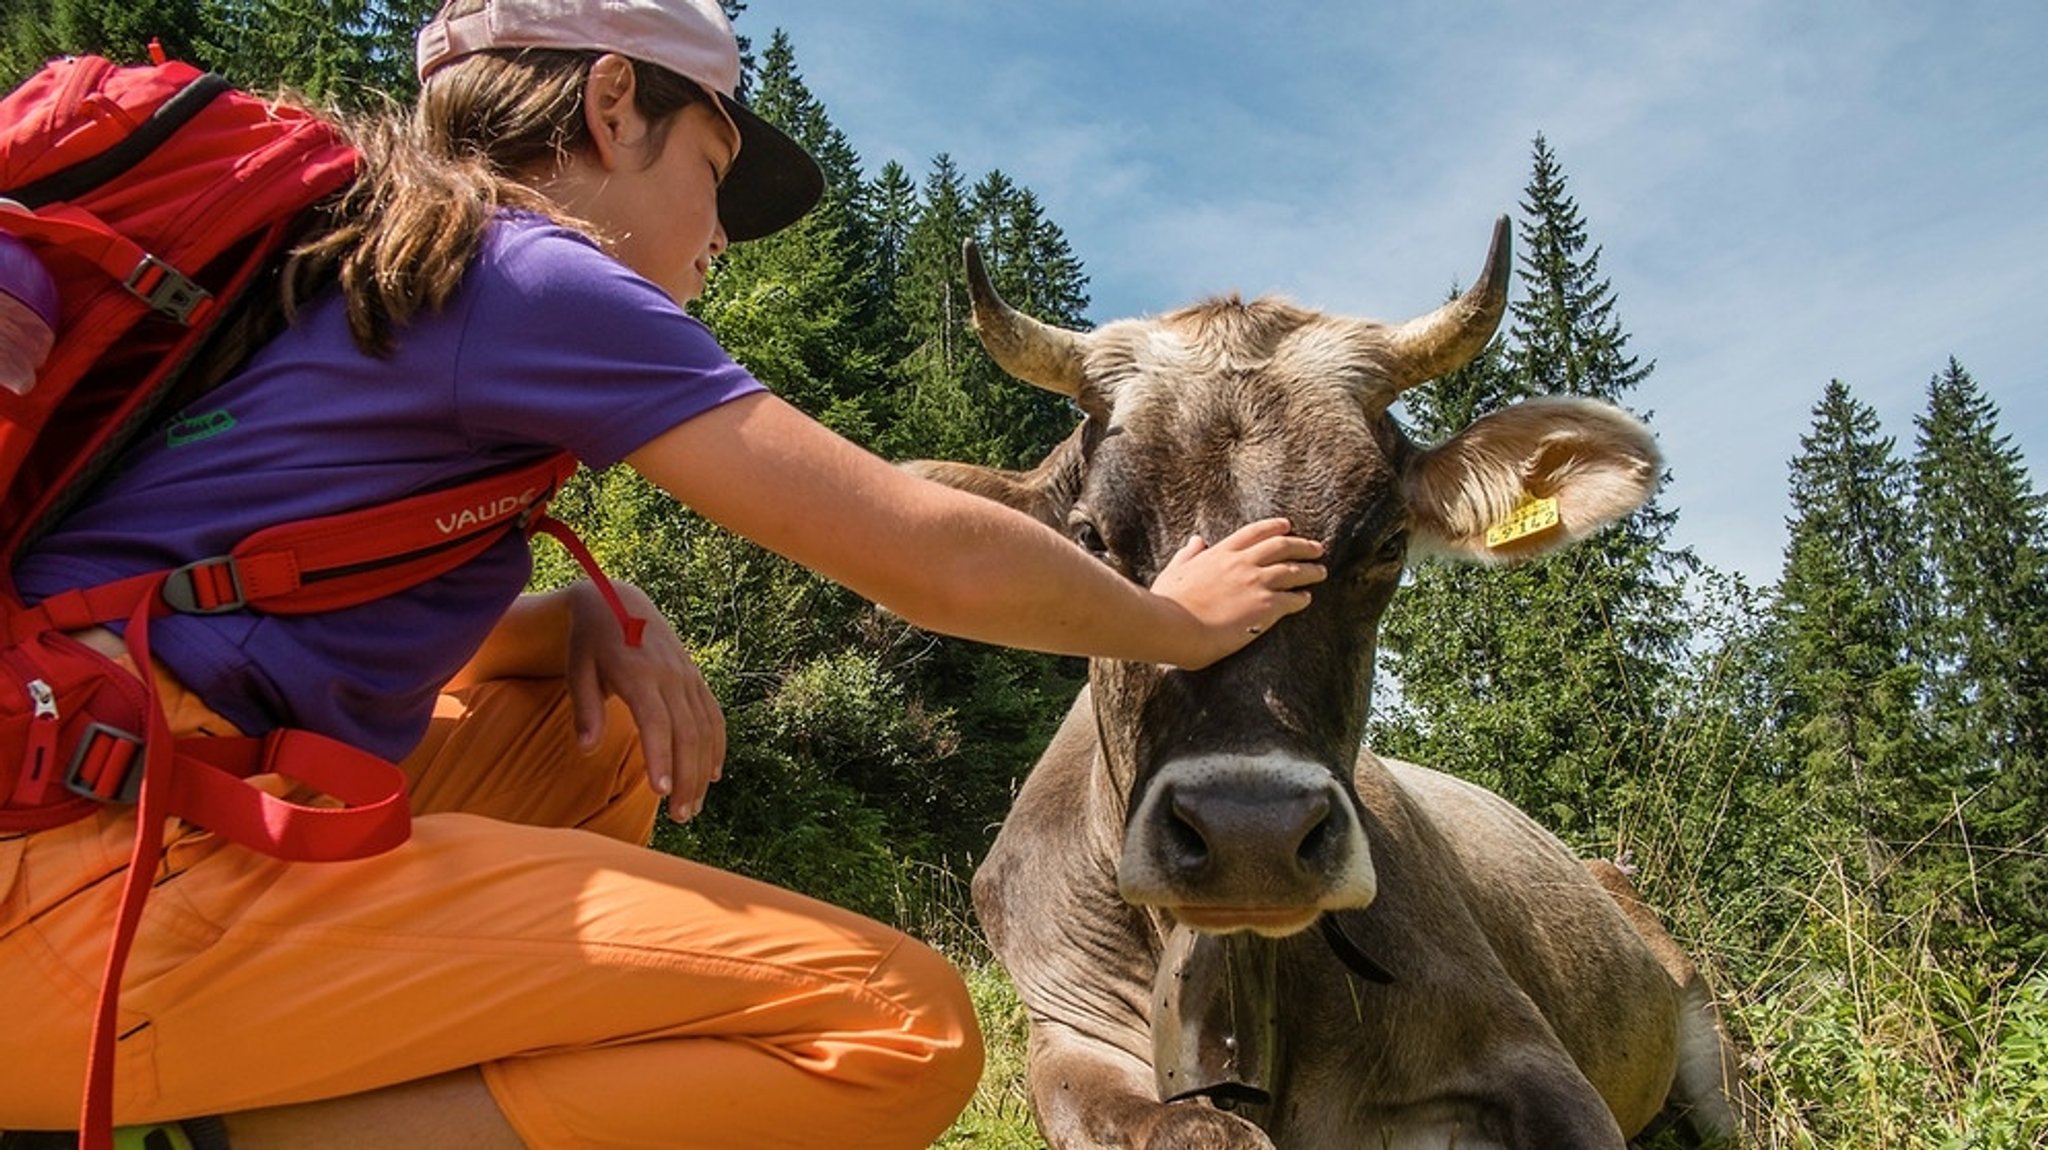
1164, 791, 1212, 877
1295, 797, 1338, 869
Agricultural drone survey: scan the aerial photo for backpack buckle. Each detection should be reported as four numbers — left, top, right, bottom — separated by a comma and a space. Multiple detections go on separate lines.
124, 252, 212, 324
162, 556, 247, 614
63, 722, 146, 804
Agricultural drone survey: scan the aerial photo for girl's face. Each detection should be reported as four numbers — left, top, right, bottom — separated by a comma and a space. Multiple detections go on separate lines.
560, 57, 740, 303
606, 101, 738, 303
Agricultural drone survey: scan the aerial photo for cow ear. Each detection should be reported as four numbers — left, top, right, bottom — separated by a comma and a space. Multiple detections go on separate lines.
902, 424, 1086, 531
902, 458, 1059, 528
1403, 396, 1661, 564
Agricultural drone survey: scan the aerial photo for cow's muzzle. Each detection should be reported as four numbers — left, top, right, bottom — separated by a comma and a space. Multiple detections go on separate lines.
1119, 753, 1376, 937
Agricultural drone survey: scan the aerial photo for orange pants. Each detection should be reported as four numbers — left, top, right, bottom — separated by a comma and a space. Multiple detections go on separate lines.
0, 668, 983, 1148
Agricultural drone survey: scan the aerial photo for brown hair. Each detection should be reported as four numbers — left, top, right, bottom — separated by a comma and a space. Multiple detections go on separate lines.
283, 42, 706, 355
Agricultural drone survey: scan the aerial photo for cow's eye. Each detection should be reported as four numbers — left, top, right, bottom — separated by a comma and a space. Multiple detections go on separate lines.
1373, 529, 1409, 566
1069, 514, 1110, 559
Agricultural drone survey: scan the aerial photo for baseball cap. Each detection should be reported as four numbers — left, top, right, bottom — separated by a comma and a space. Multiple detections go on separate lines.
415, 0, 824, 242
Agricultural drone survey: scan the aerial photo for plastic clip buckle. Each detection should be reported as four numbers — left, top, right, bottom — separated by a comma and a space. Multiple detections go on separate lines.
162, 557, 247, 614
125, 252, 212, 324
63, 722, 146, 804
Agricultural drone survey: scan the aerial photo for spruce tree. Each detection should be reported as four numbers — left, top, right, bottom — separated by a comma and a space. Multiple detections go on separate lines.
880, 155, 985, 464
746, 31, 867, 247
4, 0, 437, 102
195, 0, 435, 103
963, 171, 1088, 467
698, 28, 883, 438
1911, 358, 2048, 949
1507, 136, 1650, 404
864, 161, 919, 331
1771, 380, 1929, 910
877, 159, 1091, 863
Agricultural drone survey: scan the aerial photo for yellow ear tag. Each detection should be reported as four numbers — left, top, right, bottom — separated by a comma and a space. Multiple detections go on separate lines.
1485, 495, 1561, 549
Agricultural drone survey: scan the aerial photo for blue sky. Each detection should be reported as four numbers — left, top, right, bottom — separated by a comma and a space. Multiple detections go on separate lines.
743, 1, 2046, 589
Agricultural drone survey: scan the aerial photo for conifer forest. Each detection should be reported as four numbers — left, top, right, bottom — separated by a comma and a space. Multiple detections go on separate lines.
7, 2, 2044, 1144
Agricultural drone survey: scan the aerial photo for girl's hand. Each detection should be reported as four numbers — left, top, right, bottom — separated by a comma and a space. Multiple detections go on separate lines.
565, 581, 726, 822
1149, 518, 1326, 669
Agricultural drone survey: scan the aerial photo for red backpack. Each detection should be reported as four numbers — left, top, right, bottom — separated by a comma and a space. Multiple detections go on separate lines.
1, 50, 635, 1148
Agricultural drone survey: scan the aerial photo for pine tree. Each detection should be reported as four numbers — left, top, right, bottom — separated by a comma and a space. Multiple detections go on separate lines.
698, 28, 885, 437
864, 161, 919, 330
746, 31, 866, 241
1507, 135, 1692, 673
1771, 379, 1929, 908
879, 155, 985, 464
195, 0, 435, 103
1507, 136, 1652, 404
1911, 358, 2048, 949
878, 157, 1093, 845
4, 0, 435, 102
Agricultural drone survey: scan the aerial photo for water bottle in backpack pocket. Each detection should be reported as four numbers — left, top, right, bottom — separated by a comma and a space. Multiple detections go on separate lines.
0, 230, 57, 396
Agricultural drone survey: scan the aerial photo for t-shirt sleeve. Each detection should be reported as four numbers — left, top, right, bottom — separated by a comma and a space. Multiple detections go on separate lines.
450, 220, 766, 470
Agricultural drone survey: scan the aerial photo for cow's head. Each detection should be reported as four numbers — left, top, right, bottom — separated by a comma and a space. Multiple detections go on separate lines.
915, 219, 1660, 938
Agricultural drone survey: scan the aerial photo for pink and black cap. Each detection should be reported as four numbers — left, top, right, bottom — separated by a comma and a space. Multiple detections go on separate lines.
416, 0, 824, 241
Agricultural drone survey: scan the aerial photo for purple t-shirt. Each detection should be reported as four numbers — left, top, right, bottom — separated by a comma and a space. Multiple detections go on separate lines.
14, 214, 763, 759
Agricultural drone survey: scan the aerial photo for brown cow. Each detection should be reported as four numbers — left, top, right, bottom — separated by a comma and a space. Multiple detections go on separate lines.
910, 219, 1755, 1149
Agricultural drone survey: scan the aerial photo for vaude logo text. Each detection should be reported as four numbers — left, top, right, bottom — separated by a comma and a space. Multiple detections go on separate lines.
435, 488, 540, 535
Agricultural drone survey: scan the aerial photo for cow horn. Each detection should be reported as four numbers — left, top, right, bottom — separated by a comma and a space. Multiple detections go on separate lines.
963, 238, 1091, 398
1382, 215, 1513, 392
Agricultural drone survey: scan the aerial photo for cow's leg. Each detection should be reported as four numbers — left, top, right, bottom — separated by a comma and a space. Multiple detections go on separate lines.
1328, 1046, 1625, 1150
1497, 1054, 1635, 1150
1024, 1025, 1274, 1150
1584, 860, 1759, 1146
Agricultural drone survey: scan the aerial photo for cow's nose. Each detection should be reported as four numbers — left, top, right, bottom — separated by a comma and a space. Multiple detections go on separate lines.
1120, 753, 1376, 928
1162, 784, 1334, 884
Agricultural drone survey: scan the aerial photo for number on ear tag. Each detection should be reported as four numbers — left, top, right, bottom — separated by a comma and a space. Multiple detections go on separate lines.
1485, 495, 1561, 549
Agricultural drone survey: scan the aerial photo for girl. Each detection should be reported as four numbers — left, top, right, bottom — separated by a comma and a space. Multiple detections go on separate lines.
0, 1, 1325, 1145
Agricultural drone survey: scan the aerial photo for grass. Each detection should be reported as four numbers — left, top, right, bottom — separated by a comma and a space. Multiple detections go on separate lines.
1717, 861, 2048, 1150
933, 958, 1043, 1150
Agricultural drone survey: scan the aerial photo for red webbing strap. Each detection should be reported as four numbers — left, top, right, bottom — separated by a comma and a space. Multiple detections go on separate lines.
205, 452, 582, 615
169, 730, 411, 859
5, 454, 590, 645
80, 594, 174, 1150
0, 203, 217, 325
79, 588, 411, 1150
9, 579, 155, 643
531, 515, 646, 648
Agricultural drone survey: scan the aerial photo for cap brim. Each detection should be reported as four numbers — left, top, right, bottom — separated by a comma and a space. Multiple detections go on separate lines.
715, 96, 824, 242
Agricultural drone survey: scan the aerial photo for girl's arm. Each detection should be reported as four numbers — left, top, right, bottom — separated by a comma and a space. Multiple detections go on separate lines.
625, 392, 1325, 670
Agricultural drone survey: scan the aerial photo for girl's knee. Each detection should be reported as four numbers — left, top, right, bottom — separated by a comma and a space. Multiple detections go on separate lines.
873, 934, 986, 1134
